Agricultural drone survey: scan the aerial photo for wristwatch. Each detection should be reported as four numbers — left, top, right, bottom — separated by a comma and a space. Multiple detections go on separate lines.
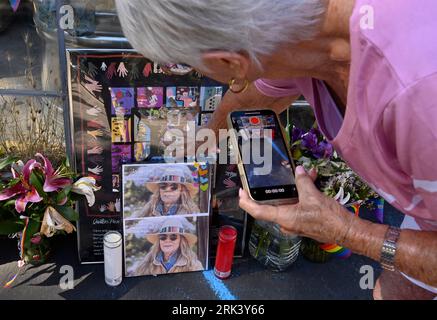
380, 226, 401, 271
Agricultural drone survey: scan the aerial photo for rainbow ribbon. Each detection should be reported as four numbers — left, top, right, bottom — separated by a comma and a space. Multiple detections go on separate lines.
3, 216, 29, 288
319, 203, 361, 259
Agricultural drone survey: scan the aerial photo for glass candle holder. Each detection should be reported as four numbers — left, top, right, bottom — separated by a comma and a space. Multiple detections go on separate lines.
103, 231, 123, 287
214, 225, 237, 279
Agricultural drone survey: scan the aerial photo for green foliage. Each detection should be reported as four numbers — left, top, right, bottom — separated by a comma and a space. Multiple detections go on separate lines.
30, 170, 47, 200
0, 155, 17, 171
0, 219, 24, 235
54, 205, 79, 222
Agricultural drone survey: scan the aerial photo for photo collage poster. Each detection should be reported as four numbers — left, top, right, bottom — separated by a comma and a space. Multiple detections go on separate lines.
67, 50, 225, 263
122, 163, 211, 276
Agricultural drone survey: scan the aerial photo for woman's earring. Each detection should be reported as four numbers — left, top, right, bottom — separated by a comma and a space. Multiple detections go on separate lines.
228, 78, 249, 94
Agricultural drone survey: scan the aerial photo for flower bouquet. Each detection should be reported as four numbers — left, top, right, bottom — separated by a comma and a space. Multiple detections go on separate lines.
290, 125, 381, 262
0, 153, 99, 287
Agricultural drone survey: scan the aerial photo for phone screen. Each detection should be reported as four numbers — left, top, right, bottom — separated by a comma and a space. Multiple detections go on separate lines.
230, 110, 298, 201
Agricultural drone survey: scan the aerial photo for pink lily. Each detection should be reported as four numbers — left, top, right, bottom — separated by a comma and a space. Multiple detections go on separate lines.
36, 153, 72, 192
0, 159, 43, 213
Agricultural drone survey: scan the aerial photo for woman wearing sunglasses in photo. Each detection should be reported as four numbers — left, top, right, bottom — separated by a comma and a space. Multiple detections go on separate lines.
132, 166, 201, 217
116, 0, 437, 299
133, 217, 204, 276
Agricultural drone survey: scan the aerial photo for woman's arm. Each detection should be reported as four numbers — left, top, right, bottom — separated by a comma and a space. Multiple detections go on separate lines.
207, 82, 299, 136
342, 214, 437, 286
239, 166, 437, 287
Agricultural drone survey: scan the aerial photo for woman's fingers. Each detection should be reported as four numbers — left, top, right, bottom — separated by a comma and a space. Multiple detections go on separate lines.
238, 188, 280, 223
308, 167, 318, 182
295, 166, 320, 199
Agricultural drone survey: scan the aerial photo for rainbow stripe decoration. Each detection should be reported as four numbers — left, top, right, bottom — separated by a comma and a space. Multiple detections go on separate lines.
3, 216, 29, 288
9, 0, 21, 12
319, 203, 361, 259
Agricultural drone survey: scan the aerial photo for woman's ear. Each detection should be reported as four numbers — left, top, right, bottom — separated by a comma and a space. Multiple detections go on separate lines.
199, 51, 250, 83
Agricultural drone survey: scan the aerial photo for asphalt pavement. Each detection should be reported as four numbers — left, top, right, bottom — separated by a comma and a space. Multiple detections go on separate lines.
0, 204, 404, 300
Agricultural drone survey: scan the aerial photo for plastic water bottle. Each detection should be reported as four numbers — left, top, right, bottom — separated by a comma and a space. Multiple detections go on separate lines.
249, 220, 301, 272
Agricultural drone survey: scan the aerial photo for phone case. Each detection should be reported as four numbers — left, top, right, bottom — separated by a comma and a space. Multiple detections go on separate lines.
226, 110, 298, 205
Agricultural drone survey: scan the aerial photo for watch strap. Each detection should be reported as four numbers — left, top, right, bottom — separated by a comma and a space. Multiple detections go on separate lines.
380, 226, 401, 271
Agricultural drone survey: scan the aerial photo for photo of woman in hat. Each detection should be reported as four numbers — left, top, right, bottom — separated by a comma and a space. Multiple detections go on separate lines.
130, 165, 201, 217
130, 216, 204, 276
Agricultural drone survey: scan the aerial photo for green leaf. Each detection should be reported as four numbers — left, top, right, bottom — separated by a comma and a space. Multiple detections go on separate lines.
54, 205, 79, 222
0, 156, 17, 171
0, 219, 24, 235
30, 171, 46, 199
56, 186, 72, 204
4, 199, 16, 207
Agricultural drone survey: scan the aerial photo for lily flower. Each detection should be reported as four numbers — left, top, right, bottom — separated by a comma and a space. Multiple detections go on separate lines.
72, 177, 100, 207
0, 159, 43, 213
40, 206, 76, 237
36, 153, 72, 192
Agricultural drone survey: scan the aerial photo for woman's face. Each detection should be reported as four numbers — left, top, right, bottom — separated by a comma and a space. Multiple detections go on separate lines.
159, 183, 182, 205
159, 233, 181, 256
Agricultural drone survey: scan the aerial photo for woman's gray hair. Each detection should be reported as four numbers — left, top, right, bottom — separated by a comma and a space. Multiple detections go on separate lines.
115, 0, 326, 68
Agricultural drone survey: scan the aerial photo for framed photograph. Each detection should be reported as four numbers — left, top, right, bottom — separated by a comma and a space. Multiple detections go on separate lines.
122, 163, 211, 276
66, 49, 225, 263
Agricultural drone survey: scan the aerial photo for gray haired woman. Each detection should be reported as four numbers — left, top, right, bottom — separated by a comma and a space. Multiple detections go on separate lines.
116, 0, 437, 299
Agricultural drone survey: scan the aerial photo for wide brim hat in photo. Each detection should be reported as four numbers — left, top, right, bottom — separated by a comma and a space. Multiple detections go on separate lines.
146, 217, 197, 247
145, 165, 198, 197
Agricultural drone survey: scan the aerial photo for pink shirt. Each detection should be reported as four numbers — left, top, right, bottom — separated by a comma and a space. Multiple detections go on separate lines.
255, 0, 437, 231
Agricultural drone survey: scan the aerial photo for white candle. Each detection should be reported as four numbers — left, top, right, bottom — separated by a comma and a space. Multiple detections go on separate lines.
103, 231, 123, 286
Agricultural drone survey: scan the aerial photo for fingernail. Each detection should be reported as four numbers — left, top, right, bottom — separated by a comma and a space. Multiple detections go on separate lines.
239, 188, 243, 197
295, 166, 306, 176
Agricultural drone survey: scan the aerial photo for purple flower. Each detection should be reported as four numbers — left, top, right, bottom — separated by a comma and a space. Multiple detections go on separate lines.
310, 127, 321, 137
301, 132, 318, 151
313, 141, 334, 159
291, 127, 303, 143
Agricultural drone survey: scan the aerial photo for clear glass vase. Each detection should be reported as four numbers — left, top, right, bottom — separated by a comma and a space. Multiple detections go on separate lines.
248, 220, 301, 272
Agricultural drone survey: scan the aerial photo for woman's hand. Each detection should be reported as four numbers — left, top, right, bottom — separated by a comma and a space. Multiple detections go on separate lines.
239, 166, 355, 244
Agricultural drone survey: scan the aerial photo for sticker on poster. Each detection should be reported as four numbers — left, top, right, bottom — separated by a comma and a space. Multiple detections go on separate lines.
111, 117, 132, 143
166, 87, 199, 108
137, 87, 164, 108
134, 114, 152, 142
110, 87, 135, 116
112, 144, 132, 173
200, 86, 223, 111
134, 142, 151, 161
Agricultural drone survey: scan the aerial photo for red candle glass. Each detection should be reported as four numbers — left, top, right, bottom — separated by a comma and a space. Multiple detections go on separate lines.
214, 225, 238, 279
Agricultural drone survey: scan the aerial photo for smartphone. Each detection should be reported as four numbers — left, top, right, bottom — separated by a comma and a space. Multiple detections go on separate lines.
227, 110, 298, 204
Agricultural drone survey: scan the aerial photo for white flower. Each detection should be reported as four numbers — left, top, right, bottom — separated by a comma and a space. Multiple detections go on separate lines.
40, 206, 76, 238
72, 177, 101, 207
334, 187, 351, 205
